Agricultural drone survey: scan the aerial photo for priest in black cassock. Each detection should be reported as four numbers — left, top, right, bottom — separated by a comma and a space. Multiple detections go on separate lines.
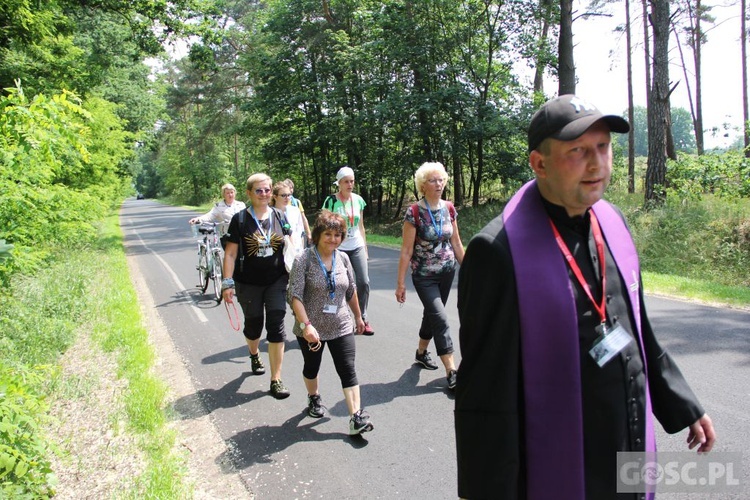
455, 95, 716, 500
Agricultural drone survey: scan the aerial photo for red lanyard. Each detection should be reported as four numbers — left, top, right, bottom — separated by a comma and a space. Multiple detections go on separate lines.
549, 211, 607, 325
340, 194, 355, 228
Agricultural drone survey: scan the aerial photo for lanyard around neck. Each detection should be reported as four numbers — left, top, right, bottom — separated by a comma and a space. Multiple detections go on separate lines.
339, 194, 355, 228
549, 211, 607, 326
249, 207, 273, 245
314, 247, 337, 300
424, 199, 443, 238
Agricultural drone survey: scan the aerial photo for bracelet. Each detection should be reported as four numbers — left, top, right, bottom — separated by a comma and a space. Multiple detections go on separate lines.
221, 278, 235, 291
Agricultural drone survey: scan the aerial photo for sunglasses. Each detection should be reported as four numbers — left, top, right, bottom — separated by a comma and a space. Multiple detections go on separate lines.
254, 188, 271, 195
277, 193, 292, 198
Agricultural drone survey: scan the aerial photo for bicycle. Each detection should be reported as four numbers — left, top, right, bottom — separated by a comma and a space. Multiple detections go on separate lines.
191, 222, 228, 302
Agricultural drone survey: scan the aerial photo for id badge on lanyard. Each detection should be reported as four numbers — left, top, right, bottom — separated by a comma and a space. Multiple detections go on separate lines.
258, 243, 273, 258
589, 322, 633, 367
315, 247, 338, 313
550, 211, 633, 368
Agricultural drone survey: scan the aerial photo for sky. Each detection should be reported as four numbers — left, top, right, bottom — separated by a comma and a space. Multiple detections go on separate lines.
565, 1, 744, 149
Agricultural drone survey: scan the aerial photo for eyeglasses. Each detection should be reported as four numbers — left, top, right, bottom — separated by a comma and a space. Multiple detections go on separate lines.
254, 188, 271, 195
427, 178, 446, 185
277, 193, 292, 198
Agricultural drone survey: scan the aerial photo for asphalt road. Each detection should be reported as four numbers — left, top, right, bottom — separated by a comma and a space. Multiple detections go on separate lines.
121, 198, 749, 499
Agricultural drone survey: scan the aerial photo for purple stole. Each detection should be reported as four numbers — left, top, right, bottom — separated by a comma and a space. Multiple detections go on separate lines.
503, 180, 655, 500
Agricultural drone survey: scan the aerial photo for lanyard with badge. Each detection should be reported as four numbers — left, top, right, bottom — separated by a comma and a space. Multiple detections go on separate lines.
344, 197, 357, 238
314, 247, 338, 314
250, 207, 274, 257
425, 200, 444, 239
549, 211, 632, 367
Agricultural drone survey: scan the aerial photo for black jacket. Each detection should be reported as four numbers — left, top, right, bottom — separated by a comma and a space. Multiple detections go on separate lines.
455, 205, 704, 499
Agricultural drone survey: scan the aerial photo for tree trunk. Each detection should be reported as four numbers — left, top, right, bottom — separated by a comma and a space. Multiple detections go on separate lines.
558, 0, 575, 95
451, 120, 463, 206
645, 0, 670, 205
743, 0, 750, 157
642, 0, 652, 104
626, 0, 635, 193
534, 0, 554, 93
692, 0, 704, 154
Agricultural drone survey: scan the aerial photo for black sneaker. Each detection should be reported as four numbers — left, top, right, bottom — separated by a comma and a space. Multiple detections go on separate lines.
349, 408, 374, 435
447, 369, 457, 390
270, 379, 290, 399
250, 353, 266, 375
307, 394, 326, 418
415, 349, 438, 370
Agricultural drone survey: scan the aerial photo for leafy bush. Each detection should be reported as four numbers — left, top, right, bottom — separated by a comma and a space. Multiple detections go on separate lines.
0, 363, 57, 498
667, 152, 750, 200
0, 85, 125, 287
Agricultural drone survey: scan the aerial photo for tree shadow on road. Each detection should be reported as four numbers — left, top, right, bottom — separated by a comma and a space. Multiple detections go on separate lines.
217, 412, 367, 472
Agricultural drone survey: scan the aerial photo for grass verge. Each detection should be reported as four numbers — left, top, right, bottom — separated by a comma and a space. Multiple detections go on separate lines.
366, 232, 750, 310
1, 212, 191, 497
643, 271, 750, 309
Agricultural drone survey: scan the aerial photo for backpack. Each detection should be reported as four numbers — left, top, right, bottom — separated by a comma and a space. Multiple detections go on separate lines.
322, 194, 338, 211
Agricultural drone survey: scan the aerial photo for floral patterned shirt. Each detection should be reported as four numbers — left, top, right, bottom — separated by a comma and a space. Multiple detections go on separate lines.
404, 200, 457, 276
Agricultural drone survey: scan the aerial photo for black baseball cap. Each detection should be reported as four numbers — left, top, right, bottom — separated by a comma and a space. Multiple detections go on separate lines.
527, 94, 630, 152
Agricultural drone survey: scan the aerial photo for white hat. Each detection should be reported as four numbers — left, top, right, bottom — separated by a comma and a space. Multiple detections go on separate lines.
334, 166, 355, 186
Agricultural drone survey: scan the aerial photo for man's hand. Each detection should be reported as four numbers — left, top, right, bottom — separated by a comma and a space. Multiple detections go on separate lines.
686, 414, 716, 453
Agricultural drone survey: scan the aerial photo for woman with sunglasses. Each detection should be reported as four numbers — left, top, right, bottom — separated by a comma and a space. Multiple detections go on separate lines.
322, 166, 374, 335
271, 181, 308, 256
287, 210, 373, 435
223, 173, 291, 400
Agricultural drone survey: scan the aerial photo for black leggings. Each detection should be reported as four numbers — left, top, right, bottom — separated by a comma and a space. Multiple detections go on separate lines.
296, 334, 358, 388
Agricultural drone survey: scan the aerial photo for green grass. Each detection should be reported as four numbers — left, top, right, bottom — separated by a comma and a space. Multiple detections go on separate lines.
643, 271, 750, 309
93, 214, 190, 497
0, 213, 191, 498
366, 198, 750, 311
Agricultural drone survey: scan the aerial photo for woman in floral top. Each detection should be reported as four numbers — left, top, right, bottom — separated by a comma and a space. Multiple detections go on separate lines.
288, 211, 374, 436
395, 162, 465, 390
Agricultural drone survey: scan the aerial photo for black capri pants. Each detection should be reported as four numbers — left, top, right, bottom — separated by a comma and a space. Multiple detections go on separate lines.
235, 275, 288, 343
295, 333, 358, 388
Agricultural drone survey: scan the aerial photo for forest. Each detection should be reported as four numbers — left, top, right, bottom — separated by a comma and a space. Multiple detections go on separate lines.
1, 0, 749, 496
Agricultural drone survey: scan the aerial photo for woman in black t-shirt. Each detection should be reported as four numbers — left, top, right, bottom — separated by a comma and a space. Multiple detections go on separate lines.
223, 173, 291, 400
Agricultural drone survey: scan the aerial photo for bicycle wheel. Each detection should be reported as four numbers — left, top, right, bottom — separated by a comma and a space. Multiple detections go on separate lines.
197, 245, 209, 293
211, 249, 223, 302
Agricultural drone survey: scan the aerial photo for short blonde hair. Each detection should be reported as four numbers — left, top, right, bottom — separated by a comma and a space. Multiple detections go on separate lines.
414, 162, 449, 194
221, 183, 237, 195
246, 173, 272, 192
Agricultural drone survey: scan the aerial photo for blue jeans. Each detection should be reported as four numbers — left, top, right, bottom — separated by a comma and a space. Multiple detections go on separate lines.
341, 245, 370, 321
412, 270, 455, 356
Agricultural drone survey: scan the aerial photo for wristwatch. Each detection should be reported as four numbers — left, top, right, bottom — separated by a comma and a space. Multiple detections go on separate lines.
300, 320, 311, 329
